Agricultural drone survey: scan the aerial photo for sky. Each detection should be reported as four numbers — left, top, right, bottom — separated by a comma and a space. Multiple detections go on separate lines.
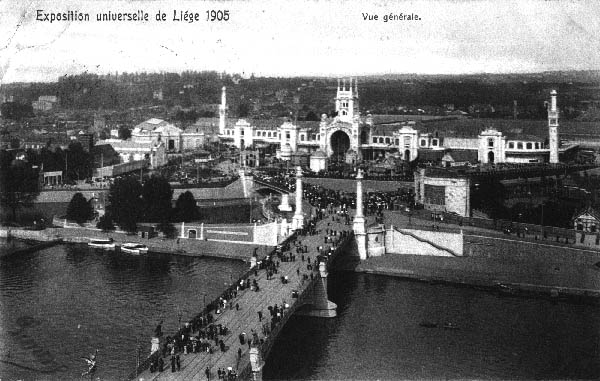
0, 0, 599, 83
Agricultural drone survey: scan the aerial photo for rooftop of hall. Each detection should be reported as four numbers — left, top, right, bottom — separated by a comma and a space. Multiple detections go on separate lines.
369, 114, 460, 125
134, 118, 172, 131
417, 118, 600, 140
417, 149, 446, 162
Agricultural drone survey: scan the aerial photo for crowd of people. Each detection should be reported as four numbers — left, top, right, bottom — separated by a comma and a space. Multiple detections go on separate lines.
140, 171, 369, 379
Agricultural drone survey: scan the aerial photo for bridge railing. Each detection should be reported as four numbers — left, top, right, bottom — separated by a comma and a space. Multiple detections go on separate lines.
253, 178, 292, 194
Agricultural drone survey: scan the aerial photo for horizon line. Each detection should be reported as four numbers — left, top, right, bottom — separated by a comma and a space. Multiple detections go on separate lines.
2, 69, 600, 86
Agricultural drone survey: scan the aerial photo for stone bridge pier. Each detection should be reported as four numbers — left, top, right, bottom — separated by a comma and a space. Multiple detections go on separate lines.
296, 261, 337, 318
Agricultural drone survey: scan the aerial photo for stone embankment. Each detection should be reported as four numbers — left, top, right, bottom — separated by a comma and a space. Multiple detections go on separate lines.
0, 226, 266, 261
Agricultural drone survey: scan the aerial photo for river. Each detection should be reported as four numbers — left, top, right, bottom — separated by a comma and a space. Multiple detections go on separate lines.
2, 243, 600, 380
264, 271, 600, 380
0, 242, 247, 380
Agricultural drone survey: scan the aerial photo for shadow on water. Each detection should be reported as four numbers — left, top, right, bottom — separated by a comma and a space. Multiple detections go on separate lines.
2, 315, 68, 375
263, 270, 361, 380
264, 271, 600, 380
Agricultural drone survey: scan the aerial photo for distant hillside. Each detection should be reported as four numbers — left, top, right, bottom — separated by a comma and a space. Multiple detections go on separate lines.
1, 70, 599, 121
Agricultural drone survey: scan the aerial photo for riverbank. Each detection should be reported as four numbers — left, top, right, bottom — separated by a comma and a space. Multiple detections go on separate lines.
0, 226, 270, 261
356, 253, 600, 300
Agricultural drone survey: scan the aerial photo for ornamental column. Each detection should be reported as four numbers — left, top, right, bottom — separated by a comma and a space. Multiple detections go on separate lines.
353, 169, 367, 260
292, 166, 304, 230
548, 89, 559, 164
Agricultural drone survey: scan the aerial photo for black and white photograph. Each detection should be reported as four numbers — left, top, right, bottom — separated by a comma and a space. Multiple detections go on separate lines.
1, 0, 600, 379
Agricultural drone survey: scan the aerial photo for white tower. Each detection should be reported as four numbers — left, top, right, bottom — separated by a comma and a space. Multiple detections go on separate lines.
335, 77, 359, 123
219, 86, 227, 135
353, 169, 367, 260
548, 89, 559, 164
292, 166, 304, 229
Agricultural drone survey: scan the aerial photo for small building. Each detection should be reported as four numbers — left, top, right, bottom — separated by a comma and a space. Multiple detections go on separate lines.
138, 225, 156, 239
32, 95, 59, 111
309, 150, 327, 172
95, 140, 166, 169
131, 118, 183, 152
573, 206, 600, 247
41, 170, 63, 186
414, 167, 471, 217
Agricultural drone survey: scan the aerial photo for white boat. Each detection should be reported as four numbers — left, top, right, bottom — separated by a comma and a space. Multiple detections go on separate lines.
88, 238, 116, 250
120, 243, 149, 255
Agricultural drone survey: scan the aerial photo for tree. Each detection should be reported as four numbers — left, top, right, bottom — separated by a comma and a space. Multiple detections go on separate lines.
175, 191, 199, 222
65, 142, 92, 181
142, 176, 173, 222
0, 151, 40, 222
471, 178, 508, 219
0, 102, 34, 120
107, 176, 143, 233
66, 193, 94, 223
237, 103, 250, 117
96, 213, 115, 232
157, 221, 177, 239
305, 111, 320, 121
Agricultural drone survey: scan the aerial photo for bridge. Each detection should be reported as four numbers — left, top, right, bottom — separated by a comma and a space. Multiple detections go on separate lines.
252, 177, 291, 195
133, 167, 359, 380
133, 213, 354, 380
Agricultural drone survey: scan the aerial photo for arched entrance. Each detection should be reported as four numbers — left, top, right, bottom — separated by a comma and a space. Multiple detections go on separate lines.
404, 149, 411, 162
488, 151, 494, 164
330, 130, 350, 163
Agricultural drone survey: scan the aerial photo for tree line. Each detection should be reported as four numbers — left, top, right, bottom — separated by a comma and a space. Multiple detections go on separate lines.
0, 150, 40, 222
25, 141, 93, 182
84, 175, 199, 236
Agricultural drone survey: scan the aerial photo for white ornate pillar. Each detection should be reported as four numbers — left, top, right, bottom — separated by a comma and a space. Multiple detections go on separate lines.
353, 169, 367, 260
292, 166, 304, 230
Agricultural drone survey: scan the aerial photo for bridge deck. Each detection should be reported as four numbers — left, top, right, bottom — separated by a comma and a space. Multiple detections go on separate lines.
136, 215, 351, 381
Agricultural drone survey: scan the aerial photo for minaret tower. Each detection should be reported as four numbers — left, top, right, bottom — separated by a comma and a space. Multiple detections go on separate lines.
219, 86, 227, 136
548, 89, 559, 164
292, 166, 304, 230
353, 169, 367, 260
335, 77, 359, 123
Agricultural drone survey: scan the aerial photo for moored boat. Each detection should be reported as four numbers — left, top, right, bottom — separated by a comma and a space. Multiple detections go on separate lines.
121, 243, 149, 255
88, 238, 116, 250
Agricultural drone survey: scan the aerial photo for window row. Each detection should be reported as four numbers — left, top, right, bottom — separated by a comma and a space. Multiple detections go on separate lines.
507, 141, 541, 150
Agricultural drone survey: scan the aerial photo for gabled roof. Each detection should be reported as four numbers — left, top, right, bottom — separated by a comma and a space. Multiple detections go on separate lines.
91, 143, 117, 157
573, 206, 600, 222
442, 149, 478, 163
135, 118, 170, 131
